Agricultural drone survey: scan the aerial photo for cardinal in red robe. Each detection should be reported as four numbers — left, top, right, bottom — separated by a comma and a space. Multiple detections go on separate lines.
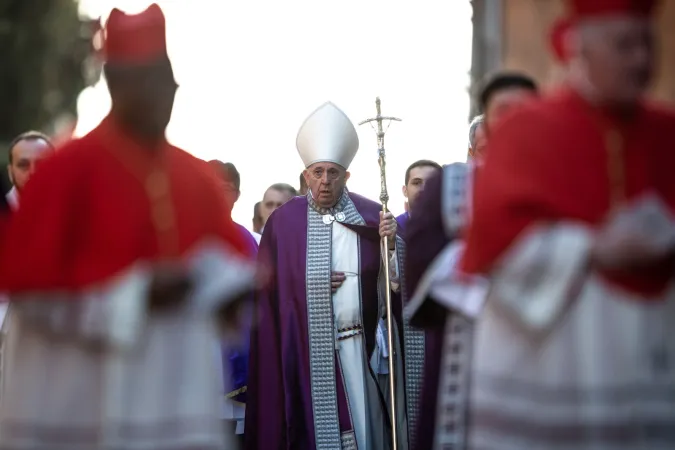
459, 0, 675, 448
0, 4, 255, 450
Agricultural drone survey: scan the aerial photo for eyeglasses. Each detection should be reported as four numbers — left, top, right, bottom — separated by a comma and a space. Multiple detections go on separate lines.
310, 168, 342, 181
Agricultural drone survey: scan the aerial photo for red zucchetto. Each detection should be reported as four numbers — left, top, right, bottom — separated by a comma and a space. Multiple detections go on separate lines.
550, 0, 657, 62
565, 0, 657, 20
103, 3, 168, 64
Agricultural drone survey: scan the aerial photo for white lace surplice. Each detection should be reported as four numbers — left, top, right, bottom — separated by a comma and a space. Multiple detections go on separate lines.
469, 223, 675, 450
0, 241, 255, 450
332, 222, 368, 450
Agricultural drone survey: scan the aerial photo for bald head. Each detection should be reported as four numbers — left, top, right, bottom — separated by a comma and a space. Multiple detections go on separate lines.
568, 15, 654, 107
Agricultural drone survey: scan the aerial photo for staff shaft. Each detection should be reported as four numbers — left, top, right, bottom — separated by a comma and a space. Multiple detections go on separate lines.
381, 198, 398, 450
362, 97, 400, 450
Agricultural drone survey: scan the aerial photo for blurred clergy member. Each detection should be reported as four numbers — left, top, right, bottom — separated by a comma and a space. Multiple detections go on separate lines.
5, 131, 55, 210
0, 4, 255, 450
396, 159, 441, 234
404, 73, 538, 450
258, 182, 296, 234
460, 0, 675, 448
246, 102, 421, 450
466, 114, 486, 160
209, 159, 258, 444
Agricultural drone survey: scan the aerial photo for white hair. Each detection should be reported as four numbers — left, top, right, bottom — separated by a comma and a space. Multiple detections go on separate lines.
468, 114, 485, 149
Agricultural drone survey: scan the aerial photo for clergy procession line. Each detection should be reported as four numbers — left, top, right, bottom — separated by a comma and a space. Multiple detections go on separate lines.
1, 0, 675, 449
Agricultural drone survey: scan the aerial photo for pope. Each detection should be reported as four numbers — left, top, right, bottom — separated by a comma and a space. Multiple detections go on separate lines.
246, 102, 422, 450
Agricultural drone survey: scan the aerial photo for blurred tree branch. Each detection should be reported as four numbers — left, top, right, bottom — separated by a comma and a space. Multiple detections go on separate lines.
0, 0, 98, 148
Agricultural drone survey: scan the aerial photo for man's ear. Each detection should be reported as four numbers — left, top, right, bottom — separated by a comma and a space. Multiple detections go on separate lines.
302, 169, 311, 184
235, 191, 241, 202
344, 171, 351, 182
7, 165, 13, 185
402, 185, 408, 199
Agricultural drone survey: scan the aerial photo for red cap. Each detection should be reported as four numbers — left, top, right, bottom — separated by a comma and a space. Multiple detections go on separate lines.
551, 0, 657, 61
103, 3, 167, 64
565, 0, 657, 20
549, 18, 572, 63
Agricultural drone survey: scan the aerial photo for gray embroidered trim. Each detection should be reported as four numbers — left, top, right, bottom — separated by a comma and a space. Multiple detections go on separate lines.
340, 430, 357, 450
397, 236, 424, 444
441, 163, 470, 237
433, 314, 474, 450
306, 191, 364, 450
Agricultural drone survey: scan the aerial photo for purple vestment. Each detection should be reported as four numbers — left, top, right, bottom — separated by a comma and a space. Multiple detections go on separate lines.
396, 212, 409, 236
246, 191, 423, 450
404, 171, 449, 450
235, 223, 259, 256
222, 223, 259, 404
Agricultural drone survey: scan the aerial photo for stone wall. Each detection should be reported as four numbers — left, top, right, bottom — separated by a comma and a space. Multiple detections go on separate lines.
500, 0, 675, 104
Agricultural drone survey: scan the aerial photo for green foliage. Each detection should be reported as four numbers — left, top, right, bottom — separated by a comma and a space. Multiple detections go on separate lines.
0, 0, 91, 162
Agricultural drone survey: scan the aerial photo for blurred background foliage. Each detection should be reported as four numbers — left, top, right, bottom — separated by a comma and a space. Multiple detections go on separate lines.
0, 0, 98, 175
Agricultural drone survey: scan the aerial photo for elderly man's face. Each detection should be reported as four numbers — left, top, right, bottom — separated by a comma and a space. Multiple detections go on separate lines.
8, 138, 54, 192
579, 17, 653, 105
303, 161, 350, 209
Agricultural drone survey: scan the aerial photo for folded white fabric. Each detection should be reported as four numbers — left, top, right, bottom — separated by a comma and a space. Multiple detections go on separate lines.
405, 241, 489, 321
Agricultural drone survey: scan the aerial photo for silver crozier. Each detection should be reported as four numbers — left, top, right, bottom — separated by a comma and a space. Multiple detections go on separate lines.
359, 97, 402, 450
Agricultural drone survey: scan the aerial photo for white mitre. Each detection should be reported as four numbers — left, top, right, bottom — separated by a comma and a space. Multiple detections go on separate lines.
296, 102, 359, 169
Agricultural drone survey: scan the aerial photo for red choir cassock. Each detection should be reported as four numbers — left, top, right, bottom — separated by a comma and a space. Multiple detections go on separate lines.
0, 7, 250, 449
0, 5, 246, 295
456, 3, 675, 449
0, 117, 246, 292
461, 0, 675, 296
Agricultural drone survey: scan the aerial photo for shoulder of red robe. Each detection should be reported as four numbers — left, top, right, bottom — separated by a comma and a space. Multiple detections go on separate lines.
564, 0, 658, 19
459, 100, 562, 275
645, 102, 675, 121
643, 103, 675, 156
103, 3, 168, 64
0, 135, 96, 291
